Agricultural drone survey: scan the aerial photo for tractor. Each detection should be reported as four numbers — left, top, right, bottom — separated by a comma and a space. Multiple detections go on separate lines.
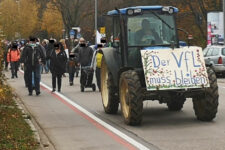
100, 6, 219, 125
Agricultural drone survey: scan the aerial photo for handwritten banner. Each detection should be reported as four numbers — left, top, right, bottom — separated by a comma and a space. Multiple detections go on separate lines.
141, 47, 210, 91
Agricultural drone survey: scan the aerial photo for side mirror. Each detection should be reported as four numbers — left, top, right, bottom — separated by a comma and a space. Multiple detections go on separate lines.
177, 28, 193, 47
113, 37, 120, 47
188, 35, 193, 40
187, 35, 193, 47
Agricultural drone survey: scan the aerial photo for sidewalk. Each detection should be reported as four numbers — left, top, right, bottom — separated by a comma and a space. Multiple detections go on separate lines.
6, 71, 130, 150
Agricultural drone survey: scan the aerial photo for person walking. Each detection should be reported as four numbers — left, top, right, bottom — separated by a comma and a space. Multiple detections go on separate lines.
7, 41, 20, 78
4, 42, 11, 71
59, 40, 68, 77
19, 40, 29, 87
77, 38, 94, 89
60, 39, 69, 58
71, 39, 80, 77
92, 45, 103, 91
36, 38, 46, 82
20, 40, 29, 88
50, 42, 67, 92
45, 38, 55, 74
67, 52, 76, 86
21, 36, 46, 96
71, 39, 79, 53
41, 39, 49, 73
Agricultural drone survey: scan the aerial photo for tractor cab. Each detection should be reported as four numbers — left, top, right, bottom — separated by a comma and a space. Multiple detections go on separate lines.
107, 6, 179, 68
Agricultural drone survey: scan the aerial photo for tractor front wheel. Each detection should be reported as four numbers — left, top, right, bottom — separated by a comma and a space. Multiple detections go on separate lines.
101, 58, 119, 114
119, 70, 143, 125
193, 67, 219, 121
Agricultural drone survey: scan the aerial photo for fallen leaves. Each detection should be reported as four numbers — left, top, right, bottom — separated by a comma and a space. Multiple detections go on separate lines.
0, 44, 39, 150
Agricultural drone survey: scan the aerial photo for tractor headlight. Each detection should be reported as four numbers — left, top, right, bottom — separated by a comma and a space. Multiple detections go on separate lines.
162, 6, 174, 14
127, 9, 142, 16
134, 9, 142, 14
127, 9, 134, 15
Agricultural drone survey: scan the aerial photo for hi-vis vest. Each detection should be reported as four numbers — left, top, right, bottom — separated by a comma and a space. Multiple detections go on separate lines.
96, 52, 103, 68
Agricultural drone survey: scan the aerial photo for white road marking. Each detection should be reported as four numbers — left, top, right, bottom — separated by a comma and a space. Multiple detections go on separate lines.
40, 82, 150, 150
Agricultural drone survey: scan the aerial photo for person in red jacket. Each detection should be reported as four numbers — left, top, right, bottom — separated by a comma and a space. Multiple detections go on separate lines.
7, 41, 20, 78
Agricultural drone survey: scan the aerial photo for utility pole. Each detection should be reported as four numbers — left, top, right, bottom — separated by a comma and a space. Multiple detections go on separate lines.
16, 0, 21, 39
223, 0, 225, 44
95, 0, 98, 44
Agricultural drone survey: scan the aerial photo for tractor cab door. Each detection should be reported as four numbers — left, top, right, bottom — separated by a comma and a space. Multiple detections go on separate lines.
113, 14, 129, 68
111, 16, 124, 67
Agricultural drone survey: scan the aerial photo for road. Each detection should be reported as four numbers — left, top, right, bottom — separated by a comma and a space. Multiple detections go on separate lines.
6, 70, 225, 150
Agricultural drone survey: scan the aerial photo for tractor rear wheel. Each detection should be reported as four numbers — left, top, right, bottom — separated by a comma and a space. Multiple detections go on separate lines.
101, 58, 119, 114
119, 70, 143, 125
193, 67, 219, 121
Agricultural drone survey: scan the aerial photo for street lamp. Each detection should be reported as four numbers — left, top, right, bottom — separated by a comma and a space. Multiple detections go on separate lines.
95, 0, 97, 44
223, 0, 225, 44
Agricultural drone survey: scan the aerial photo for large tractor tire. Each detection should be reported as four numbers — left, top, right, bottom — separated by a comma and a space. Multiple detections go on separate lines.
119, 70, 143, 125
167, 95, 186, 111
193, 67, 219, 121
101, 58, 119, 114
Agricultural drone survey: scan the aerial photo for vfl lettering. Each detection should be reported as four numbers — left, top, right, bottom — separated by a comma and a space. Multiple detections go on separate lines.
171, 52, 183, 68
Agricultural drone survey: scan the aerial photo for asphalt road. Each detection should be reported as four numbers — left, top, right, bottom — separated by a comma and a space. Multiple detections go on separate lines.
6, 70, 225, 150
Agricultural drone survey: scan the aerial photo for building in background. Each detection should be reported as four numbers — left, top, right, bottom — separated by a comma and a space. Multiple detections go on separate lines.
207, 12, 224, 45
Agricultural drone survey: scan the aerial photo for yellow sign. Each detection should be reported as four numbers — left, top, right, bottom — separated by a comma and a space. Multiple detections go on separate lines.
100, 27, 106, 34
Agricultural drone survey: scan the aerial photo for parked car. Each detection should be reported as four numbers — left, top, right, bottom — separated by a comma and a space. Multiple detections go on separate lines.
203, 45, 225, 76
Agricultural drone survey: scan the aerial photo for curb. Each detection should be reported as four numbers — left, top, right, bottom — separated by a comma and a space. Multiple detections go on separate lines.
15, 101, 41, 145
15, 97, 56, 150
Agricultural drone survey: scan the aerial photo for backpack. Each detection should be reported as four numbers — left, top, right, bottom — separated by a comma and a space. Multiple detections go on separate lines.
8, 49, 20, 62
46, 44, 54, 59
31, 46, 41, 67
96, 52, 103, 68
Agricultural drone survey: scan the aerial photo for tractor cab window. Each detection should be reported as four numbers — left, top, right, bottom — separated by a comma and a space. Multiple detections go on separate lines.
127, 12, 177, 47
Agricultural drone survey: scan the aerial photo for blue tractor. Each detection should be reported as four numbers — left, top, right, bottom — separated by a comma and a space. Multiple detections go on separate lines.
100, 6, 218, 125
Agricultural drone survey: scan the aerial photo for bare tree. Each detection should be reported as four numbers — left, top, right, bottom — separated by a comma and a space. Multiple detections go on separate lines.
32, 0, 223, 46
48, 0, 88, 35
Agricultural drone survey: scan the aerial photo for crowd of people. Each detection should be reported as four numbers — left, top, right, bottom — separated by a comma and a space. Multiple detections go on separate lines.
2, 36, 107, 96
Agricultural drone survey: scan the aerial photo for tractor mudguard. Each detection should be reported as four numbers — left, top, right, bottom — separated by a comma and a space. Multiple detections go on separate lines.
102, 47, 122, 86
